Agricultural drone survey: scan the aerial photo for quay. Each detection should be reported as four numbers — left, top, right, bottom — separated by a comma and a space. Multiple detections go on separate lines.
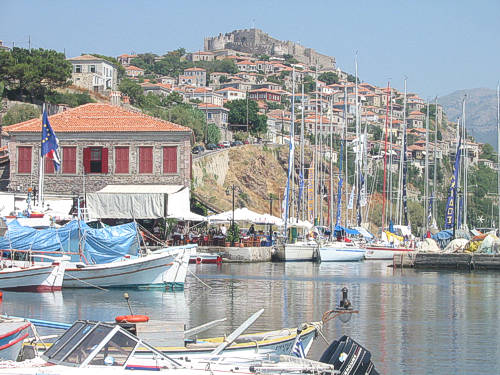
197, 246, 272, 262
393, 253, 500, 270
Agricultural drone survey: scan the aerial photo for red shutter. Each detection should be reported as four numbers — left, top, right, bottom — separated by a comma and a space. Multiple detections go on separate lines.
115, 147, 129, 174
63, 147, 76, 174
101, 147, 108, 174
83, 147, 91, 173
45, 156, 55, 174
17, 147, 32, 174
139, 147, 153, 174
163, 146, 177, 174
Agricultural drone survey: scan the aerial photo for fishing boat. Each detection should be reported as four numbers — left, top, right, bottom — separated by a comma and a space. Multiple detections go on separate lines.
363, 244, 414, 260
0, 318, 32, 361
319, 241, 365, 262
280, 241, 318, 261
5, 320, 341, 374
0, 256, 67, 292
0, 220, 192, 289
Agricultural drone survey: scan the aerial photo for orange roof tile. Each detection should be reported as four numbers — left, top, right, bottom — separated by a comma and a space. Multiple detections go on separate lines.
126, 65, 144, 71
3, 104, 190, 134
184, 67, 206, 72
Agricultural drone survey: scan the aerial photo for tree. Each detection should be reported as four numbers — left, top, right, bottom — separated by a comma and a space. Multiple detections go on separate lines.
224, 99, 268, 135
347, 74, 360, 83
318, 72, 339, 85
163, 92, 184, 107
2, 104, 40, 126
46, 91, 95, 107
302, 75, 315, 93
480, 143, 496, 162
0, 47, 71, 102
207, 123, 221, 144
118, 78, 143, 105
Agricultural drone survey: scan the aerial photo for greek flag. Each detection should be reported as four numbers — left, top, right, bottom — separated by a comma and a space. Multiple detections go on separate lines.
292, 338, 305, 358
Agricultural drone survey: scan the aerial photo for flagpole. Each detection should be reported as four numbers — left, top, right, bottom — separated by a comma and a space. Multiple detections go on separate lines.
38, 104, 45, 208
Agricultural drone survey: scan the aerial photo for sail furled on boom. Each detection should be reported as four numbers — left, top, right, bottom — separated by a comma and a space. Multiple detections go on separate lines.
444, 136, 462, 229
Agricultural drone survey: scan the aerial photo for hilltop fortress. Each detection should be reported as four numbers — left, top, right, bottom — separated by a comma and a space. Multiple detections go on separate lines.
204, 28, 335, 69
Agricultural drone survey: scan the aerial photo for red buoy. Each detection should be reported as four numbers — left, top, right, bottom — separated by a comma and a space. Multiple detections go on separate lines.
115, 315, 149, 323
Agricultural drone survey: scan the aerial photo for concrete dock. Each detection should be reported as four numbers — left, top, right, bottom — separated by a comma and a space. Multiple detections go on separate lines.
197, 246, 272, 262
393, 252, 500, 271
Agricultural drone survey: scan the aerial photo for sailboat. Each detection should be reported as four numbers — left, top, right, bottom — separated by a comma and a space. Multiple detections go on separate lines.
364, 79, 415, 260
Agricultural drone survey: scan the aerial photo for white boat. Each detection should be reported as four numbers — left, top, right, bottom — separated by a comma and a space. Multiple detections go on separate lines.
281, 241, 318, 261
364, 244, 414, 260
319, 242, 365, 262
0, 319, 32, 360
4, 320, 339, 375
0, 257, 66, 292
62, 247, 191, 289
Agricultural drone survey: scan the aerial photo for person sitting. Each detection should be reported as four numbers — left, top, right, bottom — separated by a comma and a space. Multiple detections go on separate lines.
248, 224, 255, 236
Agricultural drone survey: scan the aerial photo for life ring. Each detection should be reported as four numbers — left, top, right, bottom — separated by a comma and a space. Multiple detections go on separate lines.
115, 315, 149, 323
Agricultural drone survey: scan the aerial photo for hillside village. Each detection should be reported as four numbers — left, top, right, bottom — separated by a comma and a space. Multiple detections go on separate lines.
0, 29, 497, 232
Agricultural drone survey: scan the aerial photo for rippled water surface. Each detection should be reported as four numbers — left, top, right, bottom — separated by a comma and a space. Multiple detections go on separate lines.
4, 261, 500, 374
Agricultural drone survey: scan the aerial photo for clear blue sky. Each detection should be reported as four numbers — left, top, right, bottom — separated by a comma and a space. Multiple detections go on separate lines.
2, 0, 499, 99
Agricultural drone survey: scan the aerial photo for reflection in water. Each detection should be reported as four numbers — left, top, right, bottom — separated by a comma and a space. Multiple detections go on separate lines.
4, 262, 500, 373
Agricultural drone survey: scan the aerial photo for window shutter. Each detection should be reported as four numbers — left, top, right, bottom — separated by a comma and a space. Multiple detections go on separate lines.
163, 146, 177, 174
101, 147, 109, 174
139, 147, 153, 174
45, 156, 55, 174
115, 147, 129, 174
63, 147, 76, 174
18, 147, 32, 174
83, 147, 91, 173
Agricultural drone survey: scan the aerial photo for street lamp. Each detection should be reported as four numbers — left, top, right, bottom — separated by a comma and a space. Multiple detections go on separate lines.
226, 184, 242, 245
322, 287, 358, 324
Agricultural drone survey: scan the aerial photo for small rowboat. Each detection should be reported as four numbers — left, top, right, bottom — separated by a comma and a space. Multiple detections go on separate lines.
0, 319, 31, 361
189, 253, 222, 264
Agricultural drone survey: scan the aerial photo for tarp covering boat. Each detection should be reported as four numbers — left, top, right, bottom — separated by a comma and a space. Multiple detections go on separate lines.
0, 220, 139, 264
334, 225, 360, 235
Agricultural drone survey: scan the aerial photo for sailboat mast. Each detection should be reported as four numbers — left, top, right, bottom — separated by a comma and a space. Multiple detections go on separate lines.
462, 96, 467, 229
497, 84, 500, 231
38, 104, 46, 208
381, 82, 390, 232
329, 96, 334, 233
314, 65, 318, 223
300, 83, 305, 222
319, 93, 324, 226
433, 97, 438, 222
388, 89, 394, 224
290, 67, 296, 222
344, 86, 348, 226
424, 100, 430, 235
354, 54, 359, 227
397, 78, 408, 225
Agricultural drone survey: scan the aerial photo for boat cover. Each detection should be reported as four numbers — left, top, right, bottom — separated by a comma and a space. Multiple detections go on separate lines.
0, 220, 140, 264
334, 225, 360, 235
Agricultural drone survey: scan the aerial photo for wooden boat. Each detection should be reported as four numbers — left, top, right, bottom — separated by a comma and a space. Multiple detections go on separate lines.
0, 319, 31, 360
8, 320, 339, 374
62, 247, 191, 289
189, 253, 222, 264
0, 257, 66, 292
319, 242, 365, 262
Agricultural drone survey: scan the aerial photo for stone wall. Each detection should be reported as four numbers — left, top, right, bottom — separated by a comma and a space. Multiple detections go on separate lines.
204, 29, 335, 69
7, 132, 191, 194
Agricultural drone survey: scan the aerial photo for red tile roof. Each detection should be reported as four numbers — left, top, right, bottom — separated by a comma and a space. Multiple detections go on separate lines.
3, 103, 191, 134
126, 65, 144, 71
184, 67, 206, 72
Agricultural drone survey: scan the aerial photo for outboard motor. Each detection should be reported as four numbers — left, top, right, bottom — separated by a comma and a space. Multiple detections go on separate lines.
319, 335, 379, 375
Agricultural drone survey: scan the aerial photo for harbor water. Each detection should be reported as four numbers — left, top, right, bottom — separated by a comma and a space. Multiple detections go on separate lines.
3, 261, 500, 374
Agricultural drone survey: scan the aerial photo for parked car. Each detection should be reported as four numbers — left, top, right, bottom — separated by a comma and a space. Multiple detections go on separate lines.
217, 143, 225, 149
222, 141, 231, 148
243, 140, 250, 144
231, 141, 243, 147
206, 143, 217, 150
191, 145, 205, 154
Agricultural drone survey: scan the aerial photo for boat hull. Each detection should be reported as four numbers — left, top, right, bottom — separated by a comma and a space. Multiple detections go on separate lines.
364, 246, 414, 260
319, 244, 365, 262
0, 264, 65, 292
63, 249, 187, 289
282, 243, 318, 261
0, 322, 31, 361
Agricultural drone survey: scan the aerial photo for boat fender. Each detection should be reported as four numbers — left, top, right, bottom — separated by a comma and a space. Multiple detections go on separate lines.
115, 315, 149, 323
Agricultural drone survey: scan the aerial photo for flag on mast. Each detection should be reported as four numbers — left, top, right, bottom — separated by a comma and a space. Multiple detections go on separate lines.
41, 110, 61, 172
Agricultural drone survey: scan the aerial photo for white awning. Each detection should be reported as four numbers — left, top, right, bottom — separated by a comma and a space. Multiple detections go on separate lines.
87, 185, 205, 220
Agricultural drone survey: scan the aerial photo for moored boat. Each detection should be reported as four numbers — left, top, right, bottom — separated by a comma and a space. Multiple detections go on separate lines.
364, 244, 414, 260
0, 257, 66, 292
0, 319, 31, 361
280, 241, 318, 261
189, 253, 222, 264
319, 242, 365, 262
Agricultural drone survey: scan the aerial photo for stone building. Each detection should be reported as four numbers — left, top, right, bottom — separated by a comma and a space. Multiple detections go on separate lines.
204, 29, 336, 69
3, 103, 192, 194
68, 54, 118, 93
